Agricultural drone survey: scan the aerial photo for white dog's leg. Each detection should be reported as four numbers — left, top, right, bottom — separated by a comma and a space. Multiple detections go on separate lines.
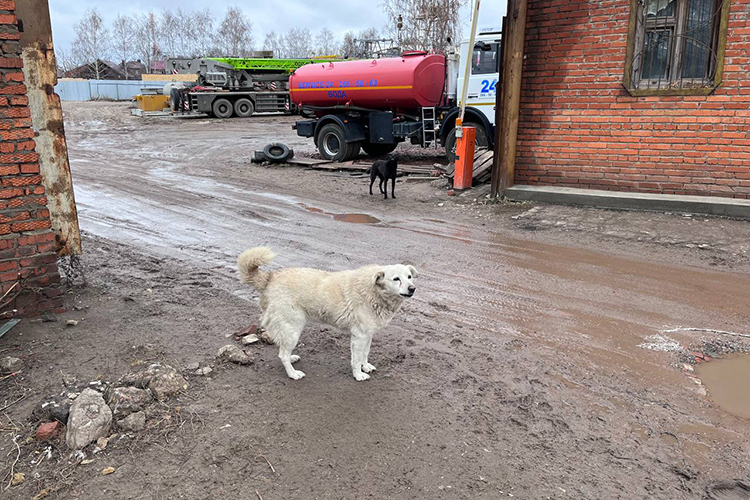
271, 313, 306, 380
362, 335, 376, 373
350, 329, 373, 381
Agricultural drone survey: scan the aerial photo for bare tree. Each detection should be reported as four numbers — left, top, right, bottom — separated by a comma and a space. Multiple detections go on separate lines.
263, 31, 282, 58
133, 12, 161, 73
193, 8, 215, 57
160, 9, 180, 58
315, 28, 337, 56
341, 31, 357, 59
381, 0, 465, 54
112, 14, 134, 79
175, 8, 197, 57
282, 28, 312, 58
218, 6, 253, 56
55, 47, 76, 75
71, 8, 110, 80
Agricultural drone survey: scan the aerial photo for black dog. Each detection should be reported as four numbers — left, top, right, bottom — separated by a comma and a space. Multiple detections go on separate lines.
369, 158, 398, 199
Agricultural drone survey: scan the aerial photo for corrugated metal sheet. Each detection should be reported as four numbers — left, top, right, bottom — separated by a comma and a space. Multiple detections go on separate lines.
55, 80, 171, 101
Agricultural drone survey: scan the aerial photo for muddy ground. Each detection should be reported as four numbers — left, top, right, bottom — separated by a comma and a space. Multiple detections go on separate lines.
2, 102, 750, 499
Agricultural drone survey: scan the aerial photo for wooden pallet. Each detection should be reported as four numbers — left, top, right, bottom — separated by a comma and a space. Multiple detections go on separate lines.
301, 160, 439, 176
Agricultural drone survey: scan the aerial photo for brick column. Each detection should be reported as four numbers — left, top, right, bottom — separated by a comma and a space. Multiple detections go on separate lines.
1, 0, 63, 317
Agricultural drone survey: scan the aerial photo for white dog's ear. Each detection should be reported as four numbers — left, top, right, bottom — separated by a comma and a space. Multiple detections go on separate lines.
374, 270, 385, 285
407, 265, 418, 278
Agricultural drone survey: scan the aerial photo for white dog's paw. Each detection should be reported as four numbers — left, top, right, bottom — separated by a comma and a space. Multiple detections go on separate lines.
353, 372, 371, 381
362, 363, 377, 373
288, 369, 306, 380
290, 355, 300, 363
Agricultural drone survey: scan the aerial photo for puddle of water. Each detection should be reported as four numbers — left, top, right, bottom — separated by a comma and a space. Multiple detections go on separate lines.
332, 213, 380, 224
697, 354, 750, 420
299, 204, 381, 224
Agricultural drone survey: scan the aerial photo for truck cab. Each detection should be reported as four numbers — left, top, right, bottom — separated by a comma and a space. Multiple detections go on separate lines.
455, 28, 502, 125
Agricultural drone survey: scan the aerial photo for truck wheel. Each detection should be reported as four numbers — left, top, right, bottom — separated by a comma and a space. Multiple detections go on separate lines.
234, 98, 254, 118
362, 142, 398, 157
344, 141, 362, 161
317, 124, 350, 161
444, 125, 489, 163
212, 98, 234, 119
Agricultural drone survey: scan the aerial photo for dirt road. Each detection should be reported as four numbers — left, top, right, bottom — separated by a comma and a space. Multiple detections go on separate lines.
2, 102, 749, 499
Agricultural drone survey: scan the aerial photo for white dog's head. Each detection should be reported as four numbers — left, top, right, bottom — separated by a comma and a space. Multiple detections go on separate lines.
374, 264, 418, 298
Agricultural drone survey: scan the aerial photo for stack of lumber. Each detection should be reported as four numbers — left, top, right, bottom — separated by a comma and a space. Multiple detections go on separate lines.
289, 158, 440, 176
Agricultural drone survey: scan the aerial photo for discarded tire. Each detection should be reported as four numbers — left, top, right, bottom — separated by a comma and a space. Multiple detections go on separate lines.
263, 143, 294, 163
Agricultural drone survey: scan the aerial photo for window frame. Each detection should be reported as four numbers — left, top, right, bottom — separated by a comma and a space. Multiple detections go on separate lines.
623, 0, 732, 96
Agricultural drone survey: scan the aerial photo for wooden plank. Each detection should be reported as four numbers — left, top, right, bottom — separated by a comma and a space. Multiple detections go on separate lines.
405, 176, 438, 182
288, 158, 333, 166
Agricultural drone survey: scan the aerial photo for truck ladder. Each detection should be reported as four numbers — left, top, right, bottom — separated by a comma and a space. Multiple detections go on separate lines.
422, 107, 437, 146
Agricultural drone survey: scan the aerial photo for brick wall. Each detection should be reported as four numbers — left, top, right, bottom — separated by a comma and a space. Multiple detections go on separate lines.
515, 0, 750, 198
0, 0, 63, 317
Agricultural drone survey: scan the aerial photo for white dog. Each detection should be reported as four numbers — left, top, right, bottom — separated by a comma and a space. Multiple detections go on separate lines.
237, 247, 417, 381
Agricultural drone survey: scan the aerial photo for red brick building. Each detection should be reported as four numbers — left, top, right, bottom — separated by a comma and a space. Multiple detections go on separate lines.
0, 0, 63, 317
514, 0, 750, 199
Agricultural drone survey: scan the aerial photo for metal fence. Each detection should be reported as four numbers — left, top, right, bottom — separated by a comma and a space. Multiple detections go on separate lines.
55, 79, 172, 101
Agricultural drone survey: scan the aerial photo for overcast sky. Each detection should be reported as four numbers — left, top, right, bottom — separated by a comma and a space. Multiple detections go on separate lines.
49, 0, 507, 53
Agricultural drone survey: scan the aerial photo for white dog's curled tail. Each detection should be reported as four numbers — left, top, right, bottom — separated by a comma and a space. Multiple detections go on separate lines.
237, 247, 276, 291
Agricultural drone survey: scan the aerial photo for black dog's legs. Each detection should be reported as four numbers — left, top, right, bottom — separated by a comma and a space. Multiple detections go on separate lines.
391, 177, 396, 199
369, 171, 377, 195
383, 178, 388, 199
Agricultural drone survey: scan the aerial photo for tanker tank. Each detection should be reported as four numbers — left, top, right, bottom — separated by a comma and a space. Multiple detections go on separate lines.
289, 53, 446, 112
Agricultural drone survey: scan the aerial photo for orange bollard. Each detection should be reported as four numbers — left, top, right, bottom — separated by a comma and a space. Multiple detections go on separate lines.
453, 126, 476, 190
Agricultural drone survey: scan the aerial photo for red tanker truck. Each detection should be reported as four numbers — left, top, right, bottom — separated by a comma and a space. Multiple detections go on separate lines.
291, 28, 502, 162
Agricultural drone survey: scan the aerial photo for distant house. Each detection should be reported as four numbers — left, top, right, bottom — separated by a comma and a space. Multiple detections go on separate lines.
123, 60, 147, 80
150, 60, 167, 74
63, 60, 126, 80
62, 60, 147, 80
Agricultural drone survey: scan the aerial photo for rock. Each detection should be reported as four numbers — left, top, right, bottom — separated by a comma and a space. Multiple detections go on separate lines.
448, 190, 456, 196
32, 394, 75, 424
94, 436, 109, 452
65, 388, 112, 450
438, 202, 445, 207
106, 386, 152, 418
186, 362, 200, 371
66, 320, 78, 326
118, 363, 188, 401
241, 334, 260, 345
195, 366, 213, 376
102, 467, 115, 475
117, 411, 146, 432
11, 472, 25, 486
36, 421, 63, 441
430, 177, 450, 189
0, 356, 23, 374
216, 345, 254, 365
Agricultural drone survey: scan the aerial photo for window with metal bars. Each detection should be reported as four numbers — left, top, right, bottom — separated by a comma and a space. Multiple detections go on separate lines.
624, 0, 731, 95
